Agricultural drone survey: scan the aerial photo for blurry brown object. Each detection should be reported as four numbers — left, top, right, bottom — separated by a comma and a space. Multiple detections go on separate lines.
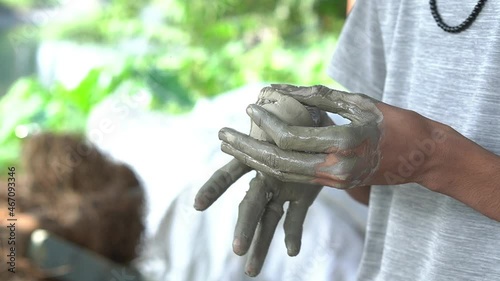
0, 132, 145, 280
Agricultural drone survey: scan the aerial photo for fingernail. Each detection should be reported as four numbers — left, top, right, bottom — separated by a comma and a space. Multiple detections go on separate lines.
247, 104, 264, 117
218, 129, 226, 141
193, 198, 206, 211
220, 142, 231, 155
245, 269, 257, 277
245, 263, 258, 277
246, 105, 254, 116
287, 246, 299, 256
247, 105, 263, 125
233, 238, 240, 248
233, 238, 246, 256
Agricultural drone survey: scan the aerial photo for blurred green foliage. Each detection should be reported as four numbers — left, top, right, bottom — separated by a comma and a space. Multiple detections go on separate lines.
1, 0, 58, 10
0, 64, 129, 169
0, 0, 345, 169
39, 0, 345, 96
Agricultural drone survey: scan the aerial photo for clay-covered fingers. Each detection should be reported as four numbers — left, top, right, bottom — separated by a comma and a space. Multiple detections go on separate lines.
283, 200, 309, 256
220, 128, 369, 176
233, 172, 273, 256
220, 131, 371, 188
270, 84, 382, 123
244, 201, 284, 277
221, 142, 314, 183
194, 159, 251, 211
221, 127, 324, 173
246, 104, 378, 152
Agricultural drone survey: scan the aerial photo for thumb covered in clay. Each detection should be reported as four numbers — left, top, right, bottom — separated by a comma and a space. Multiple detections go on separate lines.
249, 87, 319, 141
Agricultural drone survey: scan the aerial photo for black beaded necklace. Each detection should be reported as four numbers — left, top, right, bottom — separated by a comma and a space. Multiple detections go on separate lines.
429, 0, 488, 33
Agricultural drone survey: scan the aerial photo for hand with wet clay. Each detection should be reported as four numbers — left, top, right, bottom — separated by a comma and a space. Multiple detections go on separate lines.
194, 87, 324, 277
219, 84, 445, 189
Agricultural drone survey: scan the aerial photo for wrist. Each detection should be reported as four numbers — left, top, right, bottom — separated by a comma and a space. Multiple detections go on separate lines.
418, 123, 500, 221
417, 121, 500, 193
413, 119, 453, 191
375, 105, 451, 187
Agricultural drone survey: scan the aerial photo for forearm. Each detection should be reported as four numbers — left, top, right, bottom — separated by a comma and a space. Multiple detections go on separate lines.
345, 185, 370, 205
420, 122, 500, 222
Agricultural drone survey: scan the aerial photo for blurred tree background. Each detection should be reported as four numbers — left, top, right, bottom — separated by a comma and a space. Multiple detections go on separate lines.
0, 0, 346, 169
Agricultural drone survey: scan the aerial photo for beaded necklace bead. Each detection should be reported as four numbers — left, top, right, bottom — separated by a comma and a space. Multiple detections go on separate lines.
430, 0, 488, 33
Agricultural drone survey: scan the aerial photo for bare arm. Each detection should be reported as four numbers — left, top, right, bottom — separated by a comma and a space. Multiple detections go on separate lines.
341, 112, 500, 214
346, 185, 370, 205
418, 122, 500, 221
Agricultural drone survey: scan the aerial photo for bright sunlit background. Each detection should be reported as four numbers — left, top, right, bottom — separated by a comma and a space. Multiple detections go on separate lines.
0, 0, 346, 170
0, 2, 370, 281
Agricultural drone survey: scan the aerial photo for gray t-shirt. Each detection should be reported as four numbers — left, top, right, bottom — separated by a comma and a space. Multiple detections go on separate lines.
328, 0, 500, 280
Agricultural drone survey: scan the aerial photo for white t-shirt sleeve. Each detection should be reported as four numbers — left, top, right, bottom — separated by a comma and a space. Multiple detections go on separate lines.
327, 0, 386, 100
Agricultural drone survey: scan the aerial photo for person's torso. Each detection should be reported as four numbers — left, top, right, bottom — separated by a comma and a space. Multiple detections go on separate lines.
357, 1, 500, 280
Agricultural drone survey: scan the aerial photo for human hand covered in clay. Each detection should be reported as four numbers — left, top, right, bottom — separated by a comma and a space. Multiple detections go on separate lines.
219, 84, 440, 189
194, 87, 324, 277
